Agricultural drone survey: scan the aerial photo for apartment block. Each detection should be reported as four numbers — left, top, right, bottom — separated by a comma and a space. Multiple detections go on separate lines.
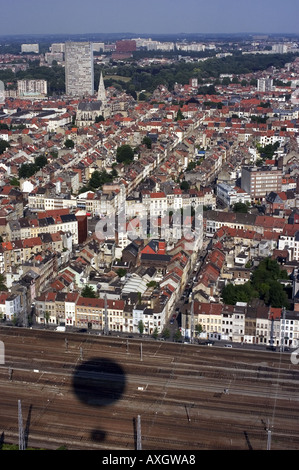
17, 79, 47, 98
257, 77, 273, 92
241, 166, 283, 200
21, 43, 39, 53
65, 42, 94, 97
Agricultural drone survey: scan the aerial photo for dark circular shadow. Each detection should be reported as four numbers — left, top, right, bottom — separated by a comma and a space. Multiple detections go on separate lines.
73, 358, 126, 407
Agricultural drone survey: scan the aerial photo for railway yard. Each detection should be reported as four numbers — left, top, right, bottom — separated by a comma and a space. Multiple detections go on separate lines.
1, 326, 299, 451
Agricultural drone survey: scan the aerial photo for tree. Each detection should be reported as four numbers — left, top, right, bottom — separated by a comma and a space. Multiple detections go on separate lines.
64, 139, 75, 149
142, 136, 152, 149
81, 285, 97, 298
95, 115, 104, 123
233, 202, 248, 213
116, 268, 126, 278
18, 163, 37, 179
146, 280, 158, 288
221, 258, 289, 308
175, 108, 184, 121
162, 328, 170, 340
0, 139, 10, 155
116, 144, 134, 165
9, 177, 20, 187
152, 327, 159, 340
180, 180, 190, 191
195, 324, 203, 336
0, 274, 7, 292
138, 320, 144, 335
35, 154, 47, 169
174, 329, 182, 342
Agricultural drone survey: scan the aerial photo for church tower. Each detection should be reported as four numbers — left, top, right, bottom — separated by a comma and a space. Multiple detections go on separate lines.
97, 72, 106, 103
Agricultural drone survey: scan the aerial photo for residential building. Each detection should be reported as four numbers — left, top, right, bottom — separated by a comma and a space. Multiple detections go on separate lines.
17, 80, 47, 98
257, 77, 273, 92
21, 43, 39, 53
241, 166, 283, 200
65, 42, 94, 97
217, 182, 251, 206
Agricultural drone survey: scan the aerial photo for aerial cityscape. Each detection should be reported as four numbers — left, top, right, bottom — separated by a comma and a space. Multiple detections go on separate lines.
0, 0, 299, 454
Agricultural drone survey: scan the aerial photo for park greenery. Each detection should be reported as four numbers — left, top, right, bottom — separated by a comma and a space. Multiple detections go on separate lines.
256, 141, 280, 164
221, 257, 290, 308
78, 167, 118, 194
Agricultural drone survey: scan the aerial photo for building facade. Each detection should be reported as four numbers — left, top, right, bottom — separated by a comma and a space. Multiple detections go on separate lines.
65, 42, 94, 97
241, 166, 283, 200
17, 80, 47, 98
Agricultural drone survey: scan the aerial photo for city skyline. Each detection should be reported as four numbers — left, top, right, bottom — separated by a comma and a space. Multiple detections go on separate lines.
1, 0, 298, 37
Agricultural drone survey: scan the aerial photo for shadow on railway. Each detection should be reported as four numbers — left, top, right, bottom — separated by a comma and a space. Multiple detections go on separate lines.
72, 358, 126, 444
244, 431, 253, 450
24, 404, 33, 449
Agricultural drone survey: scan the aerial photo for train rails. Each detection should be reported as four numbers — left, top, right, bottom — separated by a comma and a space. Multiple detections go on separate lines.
1, 326, 299, 450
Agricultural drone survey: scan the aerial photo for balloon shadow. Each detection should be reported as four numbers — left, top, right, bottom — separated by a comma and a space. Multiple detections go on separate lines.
72, 357, 126, 444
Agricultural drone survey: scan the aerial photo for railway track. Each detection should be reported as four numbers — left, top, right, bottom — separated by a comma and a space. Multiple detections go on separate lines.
1, 326, 299, 450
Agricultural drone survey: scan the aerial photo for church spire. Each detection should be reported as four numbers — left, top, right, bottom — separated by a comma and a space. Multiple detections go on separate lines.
97, 72, 106, 102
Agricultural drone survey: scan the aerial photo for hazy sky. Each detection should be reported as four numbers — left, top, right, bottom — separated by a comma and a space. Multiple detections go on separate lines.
1, 0, 298, 36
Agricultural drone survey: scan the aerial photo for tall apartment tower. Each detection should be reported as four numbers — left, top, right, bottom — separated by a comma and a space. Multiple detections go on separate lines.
257, 77, 273, 92
65, 42, 94, 97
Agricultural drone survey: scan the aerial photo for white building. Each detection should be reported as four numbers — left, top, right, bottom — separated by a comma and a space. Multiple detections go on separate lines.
21, 43, 39, 53
65, 42, 94, 97
257, 77, 273, 92
217, 182, 251, 206
17, 80, 47, 98
5, 294, 22, 321
278, 230, 299, 261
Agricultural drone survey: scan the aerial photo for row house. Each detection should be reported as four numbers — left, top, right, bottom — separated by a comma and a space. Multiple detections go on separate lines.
27, 194, 77, 212
204, 210, 257, 237
132, 298, 169, 335
0, 237, 43, 272
35, 291, 79, 326
35, 280, 169, 334
190, 301, 299, 347
35, 293, 125, 331
142, 188, 215, 219
23, 251, 58, 295
5, 212, 79, 245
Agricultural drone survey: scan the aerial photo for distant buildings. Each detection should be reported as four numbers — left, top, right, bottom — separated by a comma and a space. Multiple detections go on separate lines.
17, 79, 47, 98
65, 42, 94, 97
257, 77, 273, 92
21, 43, 39, 54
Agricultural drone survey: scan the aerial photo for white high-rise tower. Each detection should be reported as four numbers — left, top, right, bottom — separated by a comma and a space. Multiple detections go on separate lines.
65, 42, 94, 97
